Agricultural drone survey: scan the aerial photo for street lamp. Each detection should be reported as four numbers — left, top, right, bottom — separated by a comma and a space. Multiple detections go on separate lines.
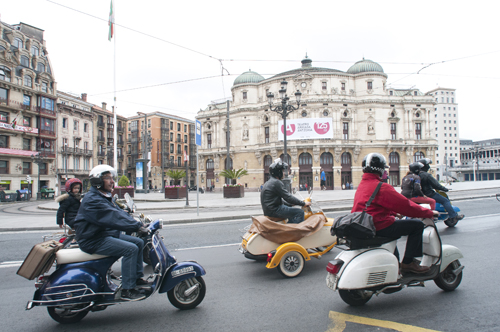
31, 153, 46, 200
267, 80, 302, 192
137, 112, 150, 193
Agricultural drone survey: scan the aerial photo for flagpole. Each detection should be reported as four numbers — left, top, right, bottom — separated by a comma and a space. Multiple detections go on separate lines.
113, 1, 118, 170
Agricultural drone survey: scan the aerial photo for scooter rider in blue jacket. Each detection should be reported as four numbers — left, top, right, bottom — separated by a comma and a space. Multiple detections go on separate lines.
73, 165, 150, 301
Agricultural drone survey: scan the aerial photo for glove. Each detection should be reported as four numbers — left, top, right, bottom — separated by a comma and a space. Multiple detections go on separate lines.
137, 227, 149, 236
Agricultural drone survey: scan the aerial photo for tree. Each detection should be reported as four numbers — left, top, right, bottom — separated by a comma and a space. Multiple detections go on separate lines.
117, 175, 130, 187
166, 169, 186, 186
219, 168, 248, 185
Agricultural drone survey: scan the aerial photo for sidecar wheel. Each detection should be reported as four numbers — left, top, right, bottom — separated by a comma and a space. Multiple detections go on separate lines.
167, 276, 206, 310
338, 289, 373, 306
434, 260, 463, 291
47, 304, 90, 324
278, 251, 304, 278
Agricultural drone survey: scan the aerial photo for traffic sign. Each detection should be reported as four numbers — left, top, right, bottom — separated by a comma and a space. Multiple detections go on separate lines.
195, 120, 201, 146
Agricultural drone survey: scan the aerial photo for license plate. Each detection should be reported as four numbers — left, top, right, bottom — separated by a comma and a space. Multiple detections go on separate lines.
326, 273, 338, 291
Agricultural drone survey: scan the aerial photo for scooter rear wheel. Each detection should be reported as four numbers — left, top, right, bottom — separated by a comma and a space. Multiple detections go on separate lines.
277, 251, 304, 278
434, 260, 463, 291
47, 304, 90, 324
338, 289, 373, 306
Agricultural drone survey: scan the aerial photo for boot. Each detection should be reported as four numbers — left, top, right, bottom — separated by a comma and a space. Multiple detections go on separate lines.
401, 261, 430, 274
121, 289, 146, 301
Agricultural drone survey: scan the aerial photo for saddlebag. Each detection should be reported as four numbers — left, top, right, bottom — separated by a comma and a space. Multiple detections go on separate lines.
17, 240, 63, 280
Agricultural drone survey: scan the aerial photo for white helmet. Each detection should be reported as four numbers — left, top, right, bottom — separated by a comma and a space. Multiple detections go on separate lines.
89, 165, 117, 188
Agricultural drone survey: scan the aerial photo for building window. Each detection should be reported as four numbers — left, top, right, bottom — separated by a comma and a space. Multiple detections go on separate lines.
343, 122, 349, 140
170, 144, 174, 153
242, 91, 247, 100
170, 122, 173, 130
37, 63, 45, 73
367, 82, 372, 90
322, 82, 327, 90
14, 38, 23, 49
177, 144, 181, 154
184, 124, 187, 132
0, 66, 11, 82
23, 162, 31, 174
265, 127, 269, 144
24, 75, 32, 87
170, 132, 173, 141
390, 123, 396, 140
0, 160, 8, 174
0, 135, 8, 148
40, 97, 54, 111
207, 134, 212, 148
184, 135, 187, 143
41, 81, 48, 92
31, 45, 39, 56
23, 117, 31, 127
21, 55, 29, 67
23, 138, 31, 150
390, 91, 393, 95
84, 123, 88, 132
176, 123, 180, 131
341, 82, 346, 91
74, 120, 78, 131
0, 112, 8, 123
177, 133, 181, 142
415, 123, 421, 140
62, 118, 68, 129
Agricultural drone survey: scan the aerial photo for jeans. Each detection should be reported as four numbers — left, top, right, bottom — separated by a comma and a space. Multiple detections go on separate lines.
272, 204, 305, 224
429, 192, 457, 219
376, 219, 425, 264
93, 233, 145, 289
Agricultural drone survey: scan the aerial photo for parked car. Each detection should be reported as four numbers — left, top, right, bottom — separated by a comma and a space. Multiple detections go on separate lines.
189, 186, 205, 193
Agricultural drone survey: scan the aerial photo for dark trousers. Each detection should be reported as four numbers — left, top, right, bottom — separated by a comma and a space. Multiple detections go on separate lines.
376, 219, 425, 264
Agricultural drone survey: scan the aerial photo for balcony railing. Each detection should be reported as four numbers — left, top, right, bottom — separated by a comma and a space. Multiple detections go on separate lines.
117, 139, 124, 146
97, 121, 105, 128
83, 149, 92, 156
40, 129, 56, 137
57, 168, 88, 175
74, 148, 84, 155
98, 151, 106, 157
60, 146, 74, 154
37, 107, 56, 118
0, 98, 38, 112
117, 125, 124, 132
97, 136, 105, 143
107, 124, 114, 130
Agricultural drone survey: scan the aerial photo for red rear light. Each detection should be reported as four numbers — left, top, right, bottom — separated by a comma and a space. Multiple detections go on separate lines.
326, 259, 344, 274
267, 251, 276, 263
59, 237, 67, 243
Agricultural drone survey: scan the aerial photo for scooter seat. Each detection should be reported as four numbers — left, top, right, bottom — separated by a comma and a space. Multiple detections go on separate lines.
341, 236, 399, 250
56, 248, 109, 265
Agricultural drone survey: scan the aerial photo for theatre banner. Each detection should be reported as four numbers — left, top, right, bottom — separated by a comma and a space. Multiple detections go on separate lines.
277, 118, 333, 140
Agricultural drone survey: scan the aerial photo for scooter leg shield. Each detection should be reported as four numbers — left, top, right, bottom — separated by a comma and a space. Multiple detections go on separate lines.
440, 245, 463, 273
337, 249, 399, 290
159, 261, 206, 293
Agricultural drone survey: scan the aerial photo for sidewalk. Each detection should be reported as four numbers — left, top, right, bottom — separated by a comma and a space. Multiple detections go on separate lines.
29, 180, 500, 228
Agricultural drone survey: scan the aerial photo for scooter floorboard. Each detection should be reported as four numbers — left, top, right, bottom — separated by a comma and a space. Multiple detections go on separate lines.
398, 265, 439, 285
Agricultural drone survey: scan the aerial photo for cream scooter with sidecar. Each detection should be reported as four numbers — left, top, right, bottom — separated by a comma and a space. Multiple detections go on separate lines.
325, 216, 464, 306
239, 191, 337, 278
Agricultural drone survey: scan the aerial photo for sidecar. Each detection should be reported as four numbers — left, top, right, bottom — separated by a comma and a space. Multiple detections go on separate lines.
239, 200, 336, 278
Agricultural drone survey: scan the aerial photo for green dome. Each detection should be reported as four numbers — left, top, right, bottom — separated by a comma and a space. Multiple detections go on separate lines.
347, 59, 384, 74
233, 70, 264, 85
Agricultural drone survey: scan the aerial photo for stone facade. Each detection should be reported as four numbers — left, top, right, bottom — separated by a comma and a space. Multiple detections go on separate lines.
0, 21, 57, 195
196, 57, 438, 191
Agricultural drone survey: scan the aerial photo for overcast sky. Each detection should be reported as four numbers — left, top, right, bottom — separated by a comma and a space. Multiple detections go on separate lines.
2, 0, 499, 140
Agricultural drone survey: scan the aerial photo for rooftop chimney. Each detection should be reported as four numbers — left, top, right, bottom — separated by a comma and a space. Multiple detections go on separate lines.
81, 93, 87, 102
102, 102, 107, 111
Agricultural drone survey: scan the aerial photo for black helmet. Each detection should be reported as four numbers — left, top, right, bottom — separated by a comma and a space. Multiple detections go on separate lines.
362, 153, 388, 177
409, 162, 424, 175
417, 158, 432, 172
89, 165, 117, 189
269, 158, 288, 179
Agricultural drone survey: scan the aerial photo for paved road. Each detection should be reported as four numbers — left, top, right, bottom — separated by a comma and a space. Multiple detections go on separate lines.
1, 197, 500, 331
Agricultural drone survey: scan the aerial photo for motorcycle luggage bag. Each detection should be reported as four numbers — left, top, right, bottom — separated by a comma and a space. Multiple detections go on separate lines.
17, 240, 63, 280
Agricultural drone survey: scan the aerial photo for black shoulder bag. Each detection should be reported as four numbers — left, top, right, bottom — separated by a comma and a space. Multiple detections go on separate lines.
331, 182, 383, 239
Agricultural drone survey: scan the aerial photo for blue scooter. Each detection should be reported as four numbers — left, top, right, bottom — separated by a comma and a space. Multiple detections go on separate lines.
435, 189, 462, 227
25, 196, 206, 324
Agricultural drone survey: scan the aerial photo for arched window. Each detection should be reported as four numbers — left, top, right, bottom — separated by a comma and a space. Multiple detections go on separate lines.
264, 155, 272, 167
389, 152, 399, 165
0, 66, 11, 82
37, 63, 45, 72
320, 152, 333, 166
341, 152, 351, 166
24, 75, 32, 88
298, 153, 312, 166
280, 153, 291, 165
31, 45, 39, 56
14, 38, 23, 49
206, 159, 214, 170
224, 157, 233, 170
21, 55, 29, 67
413, 152, 425, 162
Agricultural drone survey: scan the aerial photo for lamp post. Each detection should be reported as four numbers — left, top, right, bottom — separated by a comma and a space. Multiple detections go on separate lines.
267, 80, 302, 192
137, 112, 150, 193
31, 153, 46, 200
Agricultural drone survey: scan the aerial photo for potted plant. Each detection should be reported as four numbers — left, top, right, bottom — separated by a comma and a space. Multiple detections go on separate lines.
220, 169, 248, 198
112, 175, 134, 198
164, 170, 187, 199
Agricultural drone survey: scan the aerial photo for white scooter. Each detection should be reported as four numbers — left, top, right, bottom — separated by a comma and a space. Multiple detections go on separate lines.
325, 216, 464, 306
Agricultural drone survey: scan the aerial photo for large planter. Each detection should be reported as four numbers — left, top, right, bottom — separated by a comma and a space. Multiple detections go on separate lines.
223, 186, 244, 198
112, 187, 134, 198
164, 187, 187, 199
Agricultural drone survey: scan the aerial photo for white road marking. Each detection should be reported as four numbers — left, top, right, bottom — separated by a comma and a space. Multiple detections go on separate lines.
0, 261, 23, 269
175, 243, 240, 251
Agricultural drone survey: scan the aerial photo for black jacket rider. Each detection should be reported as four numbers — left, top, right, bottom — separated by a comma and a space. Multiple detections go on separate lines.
260, 177, 305, 216
419, 171, 448, 197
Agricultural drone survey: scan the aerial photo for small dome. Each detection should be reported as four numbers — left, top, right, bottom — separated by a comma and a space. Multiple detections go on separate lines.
233, 70, 264, 85
347, 58, 384, 74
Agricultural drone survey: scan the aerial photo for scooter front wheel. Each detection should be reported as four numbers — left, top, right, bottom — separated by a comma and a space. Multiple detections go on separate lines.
338, 289, 373, 306
434, 260, 463, 291
278, 251, 304, 278
47, 304, 90, 324
167, 276, 206, 310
